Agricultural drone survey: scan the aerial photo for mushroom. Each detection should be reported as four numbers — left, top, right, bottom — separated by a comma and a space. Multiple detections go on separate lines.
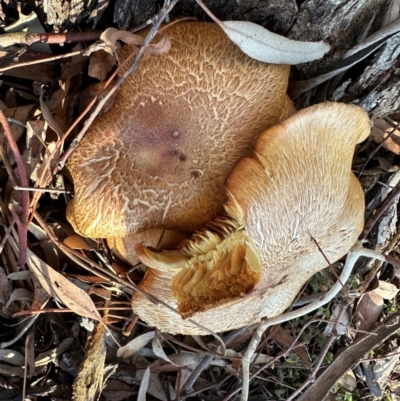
132, 102, 370, 335
66, 22, 290, 239
107, 94, 296, 266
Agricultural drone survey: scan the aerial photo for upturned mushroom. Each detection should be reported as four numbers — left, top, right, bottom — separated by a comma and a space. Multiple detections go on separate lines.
66, 22, 290, 239
132, 102, 370, 335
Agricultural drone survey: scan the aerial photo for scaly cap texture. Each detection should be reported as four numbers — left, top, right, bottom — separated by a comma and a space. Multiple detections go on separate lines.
67, 22, 289, 238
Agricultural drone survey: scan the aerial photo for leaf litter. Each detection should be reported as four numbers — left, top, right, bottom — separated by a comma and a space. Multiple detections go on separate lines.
0, 1, 400, 400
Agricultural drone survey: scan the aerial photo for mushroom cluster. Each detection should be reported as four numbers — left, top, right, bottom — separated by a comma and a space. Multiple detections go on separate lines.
66, 22, 370, 334
133, 102, 369, 334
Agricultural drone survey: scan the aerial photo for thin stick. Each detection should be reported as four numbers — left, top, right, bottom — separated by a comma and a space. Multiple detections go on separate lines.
14, 186, 70, 194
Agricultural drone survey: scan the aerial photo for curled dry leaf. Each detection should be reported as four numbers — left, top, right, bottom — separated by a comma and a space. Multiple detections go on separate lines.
100, 28, 171, 56
152, 334, 176, 365
221, 20, 330, 65
117, 331, 155, 359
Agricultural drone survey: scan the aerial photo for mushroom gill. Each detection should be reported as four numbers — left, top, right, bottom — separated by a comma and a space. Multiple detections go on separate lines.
66, 22, 290, 239
132, 102, 370, 335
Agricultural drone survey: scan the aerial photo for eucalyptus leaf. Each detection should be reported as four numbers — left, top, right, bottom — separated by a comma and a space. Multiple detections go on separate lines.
222, 20, 330, 65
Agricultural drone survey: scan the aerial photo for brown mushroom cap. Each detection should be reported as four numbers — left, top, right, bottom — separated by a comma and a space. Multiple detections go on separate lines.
66, 22, 289, 238
131, 102, 370, 335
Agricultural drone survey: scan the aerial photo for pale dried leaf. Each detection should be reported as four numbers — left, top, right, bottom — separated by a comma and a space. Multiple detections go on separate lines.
336, 370, 357, 393
373, 280, 399, 300
323, 304, 350, 336
376, 156, 399, 172
373, 346, 400, 389
167, 352, 204, 367
8, 235, 103, 323
117, 331, 155, 359
152, 334, 175, 365
7, 271, 34, 280
26, 120, 47, 182
28, 221, 59, 270
137, 366, 150, 401
221, 20, 330, 65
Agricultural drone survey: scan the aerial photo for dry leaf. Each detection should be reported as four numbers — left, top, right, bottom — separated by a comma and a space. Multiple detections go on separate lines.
372, 280, 399, 300
152, 334, 176, 365
5, 288, 33, 309
221, 20, 330, 65
8, 234, 103, 323
0, 349, 25, 366
270, 326, 311, 367
102, 380, 136, 401
370, 118, 400, 155
117, 331, 155, 359
374, 347, 400, 390
100, 28, 171, 56
39, 95, 63, 137
88, 50, 116, 81
137, 366, 150, 401
72, 323, 106, 401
